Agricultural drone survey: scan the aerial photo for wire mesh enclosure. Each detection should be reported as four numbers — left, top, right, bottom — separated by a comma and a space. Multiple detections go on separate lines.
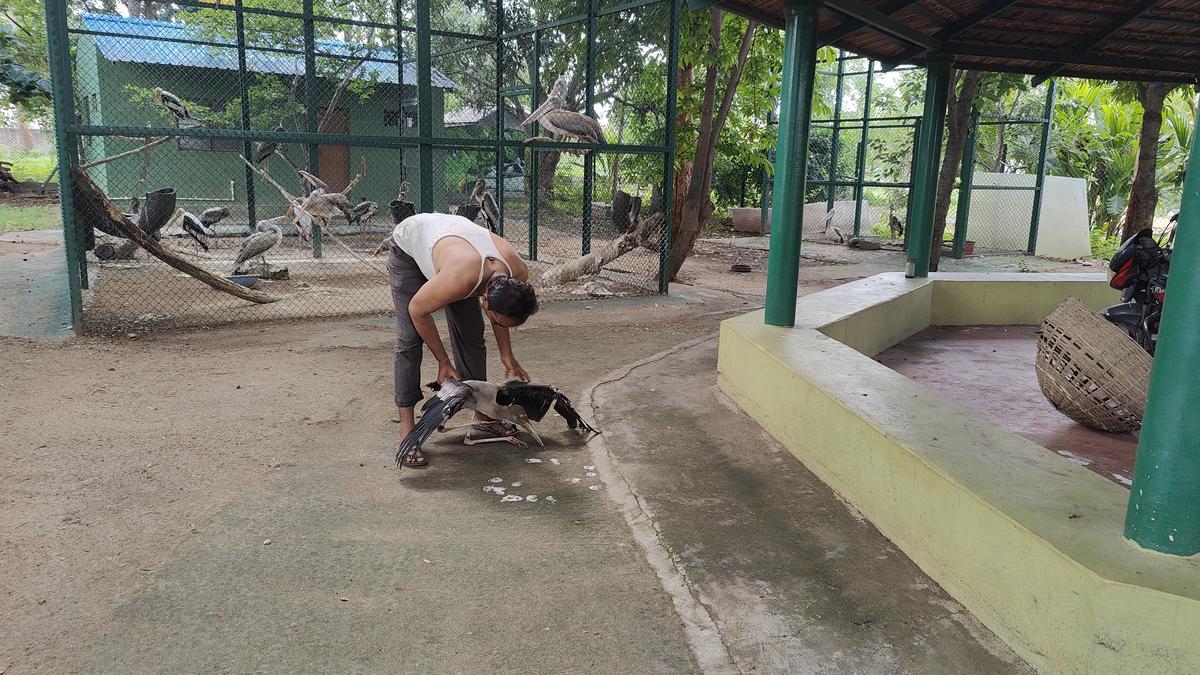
44, 0, 679, 332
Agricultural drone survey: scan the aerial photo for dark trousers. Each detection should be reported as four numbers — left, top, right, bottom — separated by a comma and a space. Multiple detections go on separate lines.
388, 245, 487, 408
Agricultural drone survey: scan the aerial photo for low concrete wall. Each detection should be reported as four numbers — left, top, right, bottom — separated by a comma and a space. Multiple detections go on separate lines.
718, 273, 1200, 674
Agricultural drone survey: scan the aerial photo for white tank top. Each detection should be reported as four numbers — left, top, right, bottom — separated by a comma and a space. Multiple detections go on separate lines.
391, 213, 514, 298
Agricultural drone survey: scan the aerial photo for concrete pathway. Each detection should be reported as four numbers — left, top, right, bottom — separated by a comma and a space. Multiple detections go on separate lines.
0, 230, 72, 339
591, 338, 1032, 673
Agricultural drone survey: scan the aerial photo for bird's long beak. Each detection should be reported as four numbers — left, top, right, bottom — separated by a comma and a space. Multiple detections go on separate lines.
521, 421, 545, 448
521, 98, 556, 127
293, 206, 312, 242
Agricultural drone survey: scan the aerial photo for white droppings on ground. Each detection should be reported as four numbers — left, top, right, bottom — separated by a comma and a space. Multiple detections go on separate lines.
584, 465, 595, 471
525, 495, 538, 502
568, 477, 582, 484
500, 495, 523, 502
525, 458, 542, 464
585, 472, 597, 477
511, 481, 523, 488
1112, 473, 1133, 486
545, 496, 557, 503
489, 477, 503, 483
1055, 450, 1092, 466
548, 458, 560, 465
588, 485, 601, 491
483, 485, 507, 495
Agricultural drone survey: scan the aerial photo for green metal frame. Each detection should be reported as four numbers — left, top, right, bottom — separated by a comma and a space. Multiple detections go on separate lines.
905, 55, 950, 278
1026, 78, 1057, 254
951, 106, 979, 258
43, 0, 83, 331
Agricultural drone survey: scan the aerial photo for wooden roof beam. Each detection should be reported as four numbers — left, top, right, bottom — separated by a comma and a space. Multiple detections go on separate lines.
818, 0, 921, 46
885, 0, 1022, 68
823, 0, 940, 50
1031, 0, 1160, 85
948, 39, 1200, 78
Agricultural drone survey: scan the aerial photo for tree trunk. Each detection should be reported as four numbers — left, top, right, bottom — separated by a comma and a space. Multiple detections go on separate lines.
929, 70, 984, 271
991, 121, 1006, 172
667, 14, 757, 281
1122, 82, 1177, 242
538, 150, 559, 193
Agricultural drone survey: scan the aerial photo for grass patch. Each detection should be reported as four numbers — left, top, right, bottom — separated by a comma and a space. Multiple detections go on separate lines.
0, 149, 57, 183
0, 205, 61, 232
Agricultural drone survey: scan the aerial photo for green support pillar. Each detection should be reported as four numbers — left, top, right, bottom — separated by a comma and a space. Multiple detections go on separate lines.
416, 0, 434, 213
1125, 100, 1200, 556
303, 0, 321, 257
763, 0, 823, 327
905, 56, 951, 278
826, 51, 845, 213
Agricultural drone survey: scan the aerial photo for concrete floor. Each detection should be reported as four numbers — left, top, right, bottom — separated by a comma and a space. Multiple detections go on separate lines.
877, 325, 1138, 487
593, 339, 1029, 673
0, 230, 72, 339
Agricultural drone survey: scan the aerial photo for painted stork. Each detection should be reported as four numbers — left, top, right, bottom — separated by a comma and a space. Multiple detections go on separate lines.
395, 379, 598, 467
347, 198, 379, 229
253, 124, 287, 169
153, 87, 190, 122
471, 179, 500, 233
199, 206, 231, 227
233, 221, 284, 273
521, 77, 605, 151
181, 212, 215, 251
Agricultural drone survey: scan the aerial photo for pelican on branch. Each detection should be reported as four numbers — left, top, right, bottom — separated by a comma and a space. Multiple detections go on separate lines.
521, 77, 604, 153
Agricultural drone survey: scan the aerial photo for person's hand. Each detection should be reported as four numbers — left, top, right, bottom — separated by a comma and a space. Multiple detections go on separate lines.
503, 357, 531, 383
437, 361, 461, 384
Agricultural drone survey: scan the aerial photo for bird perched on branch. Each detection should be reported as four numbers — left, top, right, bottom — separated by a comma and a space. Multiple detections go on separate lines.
153, 87, 190, 123
395, 379, 598, 467
521, 76, 605, 153
233, 220, 284, 273
471, 179, 500, 233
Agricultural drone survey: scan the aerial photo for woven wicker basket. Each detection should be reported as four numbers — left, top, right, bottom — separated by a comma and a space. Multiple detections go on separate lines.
1035, 297, 1152, 433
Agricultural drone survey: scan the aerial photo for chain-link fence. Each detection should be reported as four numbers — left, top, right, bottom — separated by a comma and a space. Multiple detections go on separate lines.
948, 82, 1055, 257
44, 0, 678, 333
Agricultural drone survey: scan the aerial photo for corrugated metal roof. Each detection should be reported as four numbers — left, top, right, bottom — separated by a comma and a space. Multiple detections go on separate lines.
81, 13, 457, 90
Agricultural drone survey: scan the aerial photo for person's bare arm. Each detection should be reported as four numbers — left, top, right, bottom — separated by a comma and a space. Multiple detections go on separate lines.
408, 266, 475, 382
491, 321, 530, 381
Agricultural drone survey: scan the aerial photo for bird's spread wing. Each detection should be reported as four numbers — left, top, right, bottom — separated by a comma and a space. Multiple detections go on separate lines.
396, 379, 472, 466
496, 382, 598, 434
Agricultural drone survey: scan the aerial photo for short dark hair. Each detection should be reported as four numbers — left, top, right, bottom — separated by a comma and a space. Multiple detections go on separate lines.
486, 275, 539, 324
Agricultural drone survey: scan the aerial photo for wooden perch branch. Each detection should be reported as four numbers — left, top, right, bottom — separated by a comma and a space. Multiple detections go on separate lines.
70, 166, 279, 305
539, 214, 662, 287
79, 136, 171, 170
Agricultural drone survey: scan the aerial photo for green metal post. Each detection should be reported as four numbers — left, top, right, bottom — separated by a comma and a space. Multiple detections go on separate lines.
417, 0, 434, 213
826, 51, 845, 213
952, 107, 979, 259
236, 0, 256, 229
303, 0, 321, 257
903, 117, 920, 251
1027, 78, 1056, 254
905, 57, 951, 278
395, 0, 407, 195
495, 0, 505, 237
43, 0, 83, 331
1125, 99, 1200, 556
853, 59, 873, 236
659, 0, 681, 292
582, 0, 598, 255
763, 0, 823, 327
528, 31, 541, 261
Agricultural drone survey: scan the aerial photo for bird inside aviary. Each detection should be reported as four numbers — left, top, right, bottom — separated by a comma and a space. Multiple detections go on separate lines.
521, 76, 605, 154
395, 379, 598, 468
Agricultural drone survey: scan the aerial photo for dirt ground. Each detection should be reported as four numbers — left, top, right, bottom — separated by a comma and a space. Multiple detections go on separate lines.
1, 238, 1081, 671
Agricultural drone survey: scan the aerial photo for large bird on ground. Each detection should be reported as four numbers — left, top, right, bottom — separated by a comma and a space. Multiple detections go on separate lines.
347, 198, 379, 229
521, 77, 605, 152
233, 220, 284, 273
395, 379, 598, 467
471, 179, 500, 233
199, 206, 231, 227
181, 212, 215, 251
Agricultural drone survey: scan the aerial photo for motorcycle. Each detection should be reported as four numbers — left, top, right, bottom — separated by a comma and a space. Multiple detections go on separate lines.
1101, 215, 1175, 355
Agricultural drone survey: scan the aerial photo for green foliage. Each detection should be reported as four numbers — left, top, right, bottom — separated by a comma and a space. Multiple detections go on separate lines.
1090, 227, 1121, 260
0, 22, 50, 115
